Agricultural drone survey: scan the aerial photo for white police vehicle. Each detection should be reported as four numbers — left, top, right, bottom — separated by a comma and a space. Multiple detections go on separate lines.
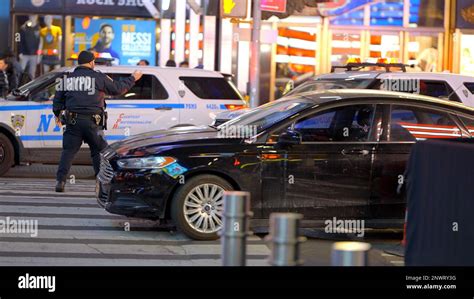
214, 63, 474, 126
287, 62, 474, 106
0, 66, 246, 176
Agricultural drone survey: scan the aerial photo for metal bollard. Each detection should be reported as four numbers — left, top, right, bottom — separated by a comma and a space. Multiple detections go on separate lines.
266, 213, 306, 266
219, 191, 252, 266
331, 242, 371, 266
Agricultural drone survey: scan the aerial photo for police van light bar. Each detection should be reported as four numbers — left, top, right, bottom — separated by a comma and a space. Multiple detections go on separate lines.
68, 52, 114, 66
332, 58, 414, 73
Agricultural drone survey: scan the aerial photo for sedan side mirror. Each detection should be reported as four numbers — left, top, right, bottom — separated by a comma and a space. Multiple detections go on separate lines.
277, 130, 302, 147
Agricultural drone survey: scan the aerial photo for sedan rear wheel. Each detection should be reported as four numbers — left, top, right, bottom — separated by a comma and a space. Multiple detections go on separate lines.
171, 175, 233, 240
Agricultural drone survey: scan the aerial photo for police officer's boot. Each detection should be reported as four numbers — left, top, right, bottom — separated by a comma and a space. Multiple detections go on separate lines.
55, 181, 66, 193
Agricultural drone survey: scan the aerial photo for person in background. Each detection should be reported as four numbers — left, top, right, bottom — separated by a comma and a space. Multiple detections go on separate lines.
0, 56, 20, 96
137, 59, 150, 66
4, 51, 23, 85
165, 60, 176, 67
179, 61, 189, 68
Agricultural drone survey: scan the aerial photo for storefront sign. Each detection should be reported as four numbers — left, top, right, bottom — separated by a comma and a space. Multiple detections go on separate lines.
457, 0, 474, 29
13, 0, 64, 13
13, 0, 159, 18
66, 0, 159, 17
74, 18, 156, 66
261, 0, 287, 13
317, 0, 371, 17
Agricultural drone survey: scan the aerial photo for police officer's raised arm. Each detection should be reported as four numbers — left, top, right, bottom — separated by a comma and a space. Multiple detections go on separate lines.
100, 71, 143, 96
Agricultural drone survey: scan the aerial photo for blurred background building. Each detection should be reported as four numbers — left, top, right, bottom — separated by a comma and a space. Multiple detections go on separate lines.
0, 0, 473, 104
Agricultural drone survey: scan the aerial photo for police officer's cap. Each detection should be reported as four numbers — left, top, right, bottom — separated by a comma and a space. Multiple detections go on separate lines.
78, 51, 95, 65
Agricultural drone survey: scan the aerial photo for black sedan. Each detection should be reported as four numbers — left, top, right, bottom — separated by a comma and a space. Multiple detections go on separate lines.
96, 89, 474, 240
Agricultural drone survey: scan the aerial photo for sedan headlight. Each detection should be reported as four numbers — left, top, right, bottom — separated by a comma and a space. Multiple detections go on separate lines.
117, 156, 176, 169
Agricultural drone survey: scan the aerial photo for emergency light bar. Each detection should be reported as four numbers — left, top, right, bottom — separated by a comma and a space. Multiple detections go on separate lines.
331, 62, 415, 73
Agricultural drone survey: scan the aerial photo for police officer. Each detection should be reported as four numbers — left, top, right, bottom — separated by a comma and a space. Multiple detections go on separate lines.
53, 50, 142, 192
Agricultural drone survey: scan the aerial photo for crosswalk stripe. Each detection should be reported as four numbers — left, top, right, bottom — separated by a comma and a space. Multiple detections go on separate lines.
0, 242, 269, 257
0, 178, 270, 266
0, 257, 269, 266
0, 196, 98, 203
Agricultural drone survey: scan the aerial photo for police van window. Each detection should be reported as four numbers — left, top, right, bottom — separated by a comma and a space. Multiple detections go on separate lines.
419, 80, 461, 103
19, 72, 62, 102
30, 81, 58, 102
179, 77, 241, 100
292, 105, 375, 142
464, 83, 474, 94
107, 74, 168, 100
389, 105, 461, 141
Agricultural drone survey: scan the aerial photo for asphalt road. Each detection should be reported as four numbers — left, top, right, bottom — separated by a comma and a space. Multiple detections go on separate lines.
1, 165, 405, 266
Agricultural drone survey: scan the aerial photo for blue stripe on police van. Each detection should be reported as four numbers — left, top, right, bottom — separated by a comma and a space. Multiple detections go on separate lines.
20, 135, 127, 141
0, 103, 187, 111
107, 103, 185, 109
0, 105, 53, 111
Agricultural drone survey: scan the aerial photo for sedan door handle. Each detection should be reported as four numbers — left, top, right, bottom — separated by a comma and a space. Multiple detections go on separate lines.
341, 149, 370, 156
155, 107, 173, 111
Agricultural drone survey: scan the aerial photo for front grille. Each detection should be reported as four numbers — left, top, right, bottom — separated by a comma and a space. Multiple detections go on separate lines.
98, 154, 114, 184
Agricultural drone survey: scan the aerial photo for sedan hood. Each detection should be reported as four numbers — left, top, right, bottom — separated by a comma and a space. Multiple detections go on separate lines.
108, 126, 243, 157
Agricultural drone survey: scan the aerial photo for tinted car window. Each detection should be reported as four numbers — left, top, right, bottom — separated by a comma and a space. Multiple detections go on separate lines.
107, 74, 168, 100
222, 99, 315, 134
286, 79, 374, 97
389, 105, 461, 141
464, 83, 474, 94
459, 116, 474, 135
293, 105, 375, 142
419, 80, 461, 103
179, 77, 241, 100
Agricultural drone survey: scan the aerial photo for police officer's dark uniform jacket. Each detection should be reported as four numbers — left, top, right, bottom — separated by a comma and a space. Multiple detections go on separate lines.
53, 51, 135, 191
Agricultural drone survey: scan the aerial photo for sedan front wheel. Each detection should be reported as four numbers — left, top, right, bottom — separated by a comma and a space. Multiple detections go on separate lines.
171, 175, 233, 240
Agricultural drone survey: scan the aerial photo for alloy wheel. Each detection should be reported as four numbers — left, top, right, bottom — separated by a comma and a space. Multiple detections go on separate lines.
183, 183, 225, 234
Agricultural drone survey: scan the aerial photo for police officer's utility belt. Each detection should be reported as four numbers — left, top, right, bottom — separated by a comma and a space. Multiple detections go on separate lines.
61, 111, 108, 130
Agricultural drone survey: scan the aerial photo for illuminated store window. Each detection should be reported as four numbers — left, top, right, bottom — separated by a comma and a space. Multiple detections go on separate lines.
409, 0, 444, 27
331, 32, 362, 66
330, 8, 364, 26
407, 35, 440, 72
369, 34, 400, 60
460, 35, 474, 77
275, 26, 317, 99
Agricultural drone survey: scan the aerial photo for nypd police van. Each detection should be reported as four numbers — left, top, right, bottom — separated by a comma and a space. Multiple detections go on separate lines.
0, 66, 246, 176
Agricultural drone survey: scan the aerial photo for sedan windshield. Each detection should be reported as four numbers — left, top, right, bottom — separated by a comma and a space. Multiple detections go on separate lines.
16, 72, 62, 94
286, 79, 374, 96
218, 98, 315, 133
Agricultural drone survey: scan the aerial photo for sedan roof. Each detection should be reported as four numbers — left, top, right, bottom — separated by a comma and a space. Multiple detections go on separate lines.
285, 89, 474, 113
313, 71, 474, 82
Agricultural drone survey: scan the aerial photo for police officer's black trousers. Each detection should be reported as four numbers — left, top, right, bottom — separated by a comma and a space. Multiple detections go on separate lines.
56, 118, 108, 182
